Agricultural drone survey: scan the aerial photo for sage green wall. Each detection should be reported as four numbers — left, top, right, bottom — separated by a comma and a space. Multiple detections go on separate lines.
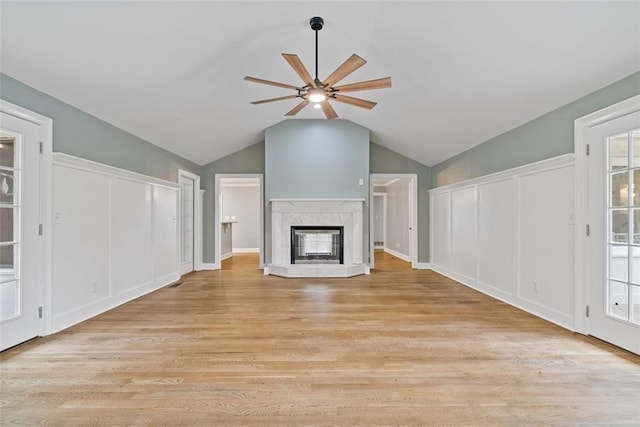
370, 143, 432, 263
432, 72, 640, 187
0, 73, 200, 181
201, 141, 265, 263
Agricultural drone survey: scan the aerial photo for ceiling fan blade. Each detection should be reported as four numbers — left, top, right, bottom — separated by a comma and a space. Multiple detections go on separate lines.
285, 99, 309, 116
244, 76, 301, 90
251, 94, 301, 105
332, 77, 392, 93
332, 94, 377, 110
321, 101, 338, 119
323, 54, 367, 87
282, 54, 316, 87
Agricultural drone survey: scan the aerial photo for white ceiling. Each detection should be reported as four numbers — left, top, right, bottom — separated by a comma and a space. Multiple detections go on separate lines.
1, 1, 639, 167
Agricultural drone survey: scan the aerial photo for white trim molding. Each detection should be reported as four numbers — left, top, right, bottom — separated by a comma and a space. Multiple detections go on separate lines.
574, 94, 640, 335
383, 247, 411, 263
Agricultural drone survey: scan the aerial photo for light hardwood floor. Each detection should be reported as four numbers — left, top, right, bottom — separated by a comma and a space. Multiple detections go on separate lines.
2, 252, 639, 425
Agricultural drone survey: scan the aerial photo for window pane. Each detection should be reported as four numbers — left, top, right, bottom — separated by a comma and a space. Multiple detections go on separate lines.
633, 169, 640, 207
0, 170, 14, 205
611, 171, 629, 207
631, 284, 640, 325
0, 280, 18, 321
0, 208, 14, 243
634, 209, 640, 245
610, 134, 629, 170
0, 138, 15, 169
610, 245, 629, 282
611, 209, 628, 243
608, 280, 629, 321
633, 131, 640, 168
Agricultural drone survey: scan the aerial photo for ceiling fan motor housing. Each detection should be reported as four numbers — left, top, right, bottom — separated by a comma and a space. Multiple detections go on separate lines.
310, 16, 324, 31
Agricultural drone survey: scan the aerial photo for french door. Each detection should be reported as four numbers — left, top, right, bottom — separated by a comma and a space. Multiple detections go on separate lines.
0, 112, 41, 351
587, 110, 640, 355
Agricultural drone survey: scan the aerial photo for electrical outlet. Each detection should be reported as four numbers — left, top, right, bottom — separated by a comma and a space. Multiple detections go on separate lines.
53, 212, 63, 224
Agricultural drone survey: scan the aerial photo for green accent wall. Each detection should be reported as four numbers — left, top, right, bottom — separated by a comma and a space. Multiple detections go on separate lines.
0, 73, 200, 181
201, 141, 265, 263
370, 142, 432, 263
432, 72, 640, 187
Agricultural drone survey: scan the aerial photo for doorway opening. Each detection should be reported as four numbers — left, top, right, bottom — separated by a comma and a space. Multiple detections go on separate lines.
215, 174, 263, 272
370, 174, 417, 270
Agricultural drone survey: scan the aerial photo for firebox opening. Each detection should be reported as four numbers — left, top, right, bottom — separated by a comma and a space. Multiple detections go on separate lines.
291, 226, 344, 264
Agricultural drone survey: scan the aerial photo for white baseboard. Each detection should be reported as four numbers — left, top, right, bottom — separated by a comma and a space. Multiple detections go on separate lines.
199, 263, 218, 270
384, 247, 411, 263
220, 252, 232, 261
233, 248, 260, 253
413, 262, 431, 270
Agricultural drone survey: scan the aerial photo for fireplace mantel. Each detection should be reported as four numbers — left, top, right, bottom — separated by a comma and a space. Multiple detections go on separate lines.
268, 199, 367, 278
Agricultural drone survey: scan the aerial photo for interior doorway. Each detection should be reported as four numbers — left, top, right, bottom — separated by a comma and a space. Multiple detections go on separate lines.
370, 174, 417, 270
215, 174, 263, 271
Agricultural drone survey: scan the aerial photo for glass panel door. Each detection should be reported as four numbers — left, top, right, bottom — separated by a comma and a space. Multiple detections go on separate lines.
587, 109, 640, 355
607, 129, 640, 325
0, 112, 41, 351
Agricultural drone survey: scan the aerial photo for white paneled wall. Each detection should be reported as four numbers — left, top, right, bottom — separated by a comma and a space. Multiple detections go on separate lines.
52, 154, 179, 332
430, 154, 575, 329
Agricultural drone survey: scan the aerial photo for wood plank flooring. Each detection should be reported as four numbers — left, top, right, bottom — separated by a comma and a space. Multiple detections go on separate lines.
2, 252, 639, 425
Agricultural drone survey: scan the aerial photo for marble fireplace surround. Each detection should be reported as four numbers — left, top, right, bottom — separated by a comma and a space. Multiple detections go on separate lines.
268, 199, 368, 278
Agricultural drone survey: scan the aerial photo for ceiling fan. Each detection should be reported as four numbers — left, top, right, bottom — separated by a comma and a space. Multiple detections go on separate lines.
244, 16, 391, 119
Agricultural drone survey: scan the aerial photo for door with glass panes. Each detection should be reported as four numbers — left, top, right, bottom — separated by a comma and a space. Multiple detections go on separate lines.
0, 112, 41, 351
587, 110, 640, 355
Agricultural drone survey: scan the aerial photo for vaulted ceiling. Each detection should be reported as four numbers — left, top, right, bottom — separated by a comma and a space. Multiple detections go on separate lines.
1, 1, 638, 167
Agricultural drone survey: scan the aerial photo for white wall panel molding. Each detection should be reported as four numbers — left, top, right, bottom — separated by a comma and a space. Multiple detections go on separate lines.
51, 153, 179, 333
430, 154, 575, 330
53, 153, 179, 189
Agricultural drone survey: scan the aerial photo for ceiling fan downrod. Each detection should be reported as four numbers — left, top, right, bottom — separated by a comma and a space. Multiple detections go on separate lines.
310, 16, 324, 86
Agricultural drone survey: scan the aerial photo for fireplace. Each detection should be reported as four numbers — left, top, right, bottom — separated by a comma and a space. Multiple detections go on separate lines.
269, 199, 366, 277
291, 226, 344, 264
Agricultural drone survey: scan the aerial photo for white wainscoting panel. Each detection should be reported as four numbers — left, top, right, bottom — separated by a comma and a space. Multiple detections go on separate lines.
52, 165, 111, 317
518, 166, 574, 325
430, 191, 451, 270
51, 153, 180, 333
429, 154, 575, 330
112, 178, 154, 296
477, 179, 515, 295
451, 187, 478, 281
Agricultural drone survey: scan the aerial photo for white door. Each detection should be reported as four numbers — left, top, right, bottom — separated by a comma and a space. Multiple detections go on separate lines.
0, 112, 41, 351
587, 110, 640, 355
179, 175, 195, 274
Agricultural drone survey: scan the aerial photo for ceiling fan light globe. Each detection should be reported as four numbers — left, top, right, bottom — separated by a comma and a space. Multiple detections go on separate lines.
308, 88, 326, 103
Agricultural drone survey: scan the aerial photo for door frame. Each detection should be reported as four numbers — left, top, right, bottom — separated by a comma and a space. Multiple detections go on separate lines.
0, 100, 53, 336
574, 94, 640, 335
372, 192, 387, 249
214, 173, 264, 269
369, 173, 418, 269
177, 169, 201, 273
